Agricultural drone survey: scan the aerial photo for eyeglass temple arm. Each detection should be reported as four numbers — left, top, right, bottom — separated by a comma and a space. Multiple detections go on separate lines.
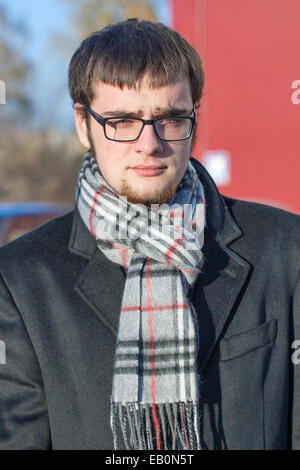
82, 104, 105, 127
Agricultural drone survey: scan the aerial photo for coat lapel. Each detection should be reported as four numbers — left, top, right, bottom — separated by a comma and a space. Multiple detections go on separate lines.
190, 158, 252, 373
193, 231, 251, 373
69, 207, 125, 336
68, 159, 252, 367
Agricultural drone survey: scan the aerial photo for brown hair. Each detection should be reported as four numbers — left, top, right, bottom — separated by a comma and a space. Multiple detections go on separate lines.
68, 18, 205, 113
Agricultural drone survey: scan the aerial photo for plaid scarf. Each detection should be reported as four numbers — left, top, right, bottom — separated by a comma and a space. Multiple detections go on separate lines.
76, 151, 206, 450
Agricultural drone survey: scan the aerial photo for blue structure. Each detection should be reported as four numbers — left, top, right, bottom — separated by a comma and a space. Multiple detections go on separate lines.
0, 202, 70, 219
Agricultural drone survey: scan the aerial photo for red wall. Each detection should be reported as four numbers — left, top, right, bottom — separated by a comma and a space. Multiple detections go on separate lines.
171, 0, 300, 214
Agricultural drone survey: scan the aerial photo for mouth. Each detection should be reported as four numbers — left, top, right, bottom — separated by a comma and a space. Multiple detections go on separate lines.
130, 165, 167, 177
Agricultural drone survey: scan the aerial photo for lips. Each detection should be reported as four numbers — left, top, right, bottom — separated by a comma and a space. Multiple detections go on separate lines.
131, 165, 166, 176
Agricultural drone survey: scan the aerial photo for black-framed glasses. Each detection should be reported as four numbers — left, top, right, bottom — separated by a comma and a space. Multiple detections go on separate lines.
82, 104, 196, 142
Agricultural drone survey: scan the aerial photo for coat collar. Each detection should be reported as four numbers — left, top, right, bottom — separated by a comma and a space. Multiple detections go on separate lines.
68, 158, 251, 371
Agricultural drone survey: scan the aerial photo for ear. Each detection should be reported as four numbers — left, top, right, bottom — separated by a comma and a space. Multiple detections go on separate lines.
74, 103, 90, 148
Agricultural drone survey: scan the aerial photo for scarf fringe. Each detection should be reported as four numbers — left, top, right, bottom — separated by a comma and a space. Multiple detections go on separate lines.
111, 401, 202, 450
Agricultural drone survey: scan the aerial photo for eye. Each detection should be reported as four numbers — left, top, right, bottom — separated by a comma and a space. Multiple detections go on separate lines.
159, 118, 181, 126
108, 118, 138, 128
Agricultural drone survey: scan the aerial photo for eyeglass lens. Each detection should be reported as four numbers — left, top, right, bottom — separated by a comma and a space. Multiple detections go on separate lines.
105, 118, 192, 141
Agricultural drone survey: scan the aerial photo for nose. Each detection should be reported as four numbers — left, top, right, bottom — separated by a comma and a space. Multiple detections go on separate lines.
133, 122, 163, 155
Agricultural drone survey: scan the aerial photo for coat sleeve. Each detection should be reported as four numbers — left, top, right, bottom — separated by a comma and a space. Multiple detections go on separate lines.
292, 268, 300, 449
0, 273, 51, 449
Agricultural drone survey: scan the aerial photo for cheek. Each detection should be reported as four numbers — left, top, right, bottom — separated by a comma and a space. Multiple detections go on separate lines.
173, 143, 191, 168
96, 136, 129, 161
172, 146, 191, 183
95, 140, 128, 187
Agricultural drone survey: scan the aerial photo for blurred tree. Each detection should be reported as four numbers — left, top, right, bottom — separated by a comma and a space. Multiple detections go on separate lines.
0, 0, 159, 207
0, 4, 32, 127
64, 0, 157, 39
41, 0, 158, 131
0, 128, 82, 204
0, 2, 81, 206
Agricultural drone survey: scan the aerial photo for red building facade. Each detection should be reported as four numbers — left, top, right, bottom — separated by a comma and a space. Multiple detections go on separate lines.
171, 0, 300, 214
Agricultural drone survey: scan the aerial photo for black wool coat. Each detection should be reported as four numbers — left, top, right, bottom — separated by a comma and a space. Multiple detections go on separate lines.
0, 158, 299, 450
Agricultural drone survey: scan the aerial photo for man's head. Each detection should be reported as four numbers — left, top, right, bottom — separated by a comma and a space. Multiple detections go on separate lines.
69, 18, 205, 205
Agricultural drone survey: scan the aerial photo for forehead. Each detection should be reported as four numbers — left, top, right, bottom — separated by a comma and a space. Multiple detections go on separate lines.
92, 78, 193, 113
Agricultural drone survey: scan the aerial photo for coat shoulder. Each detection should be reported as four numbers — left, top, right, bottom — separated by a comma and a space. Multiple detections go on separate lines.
224, 196, 300, 253
0, 211, 75, 269
224, 196, 300, 228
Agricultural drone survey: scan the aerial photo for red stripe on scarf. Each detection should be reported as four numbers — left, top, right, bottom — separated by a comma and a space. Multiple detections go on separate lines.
89, 186, 105, 236
164, 239, 199, 275
181, 268, 199, 275
111, 242, 128, 269
121, 303, 188, 313
164, 239, 183, 264
146, 257, 161, 450
191, 204, 205, 231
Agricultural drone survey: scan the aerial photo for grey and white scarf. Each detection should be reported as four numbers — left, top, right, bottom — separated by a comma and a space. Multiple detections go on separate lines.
76, 150, 206, 450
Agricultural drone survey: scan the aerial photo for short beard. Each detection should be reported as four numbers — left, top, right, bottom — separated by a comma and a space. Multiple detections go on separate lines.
119, 179, 178, 206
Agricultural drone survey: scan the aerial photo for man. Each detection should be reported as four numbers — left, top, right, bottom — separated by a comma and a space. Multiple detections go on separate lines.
0, 18, 299, 450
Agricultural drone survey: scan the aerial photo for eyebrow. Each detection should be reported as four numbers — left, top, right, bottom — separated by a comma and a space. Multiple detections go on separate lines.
101, 107, 192, 118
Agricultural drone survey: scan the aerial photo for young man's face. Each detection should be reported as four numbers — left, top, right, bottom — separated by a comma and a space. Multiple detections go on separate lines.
75, 78, 195, 205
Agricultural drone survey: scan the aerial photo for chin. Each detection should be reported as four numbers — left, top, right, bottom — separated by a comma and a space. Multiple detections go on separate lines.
120, 180, 177, 206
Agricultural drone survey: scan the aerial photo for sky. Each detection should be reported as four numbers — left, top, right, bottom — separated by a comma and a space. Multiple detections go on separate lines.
1, 0, 171, 130
2, 0, 69, 62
